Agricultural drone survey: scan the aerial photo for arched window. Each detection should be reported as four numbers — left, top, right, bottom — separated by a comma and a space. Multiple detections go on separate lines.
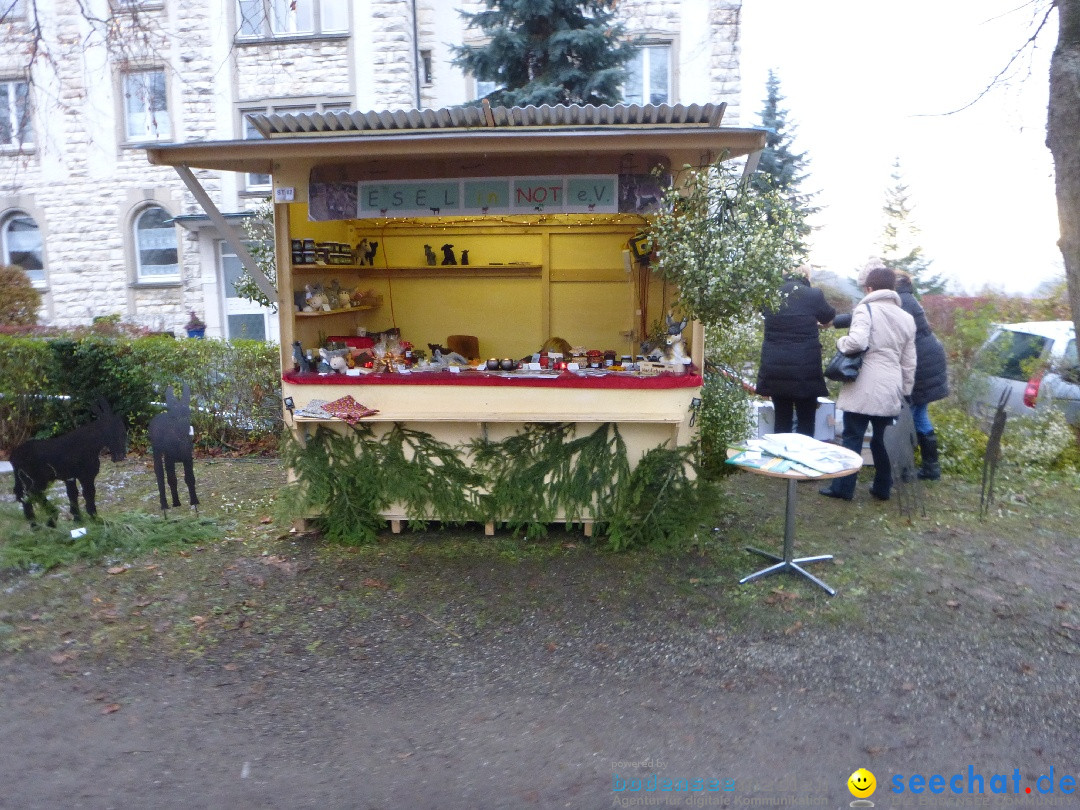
134, 205, 178, 279
1, 211, 45, 285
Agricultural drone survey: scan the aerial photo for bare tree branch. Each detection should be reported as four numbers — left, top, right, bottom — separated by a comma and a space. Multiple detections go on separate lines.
916, 1, 1056, 117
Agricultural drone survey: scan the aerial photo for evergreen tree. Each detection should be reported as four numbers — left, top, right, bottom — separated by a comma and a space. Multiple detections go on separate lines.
451, 0, 638, 107
751, 71, 818, 255
880, 158, 948, 295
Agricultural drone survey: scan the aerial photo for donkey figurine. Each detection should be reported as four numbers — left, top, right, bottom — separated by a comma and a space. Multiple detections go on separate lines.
11, 398, 128, 526
148, 384, 199, 515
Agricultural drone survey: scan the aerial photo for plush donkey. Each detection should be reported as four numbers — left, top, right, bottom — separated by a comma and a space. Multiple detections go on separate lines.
148, 384, 199, 515
11, 398, 127, 526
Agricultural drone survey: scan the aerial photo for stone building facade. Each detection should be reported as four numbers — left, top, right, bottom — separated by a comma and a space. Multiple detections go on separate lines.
0, 0, 743, 340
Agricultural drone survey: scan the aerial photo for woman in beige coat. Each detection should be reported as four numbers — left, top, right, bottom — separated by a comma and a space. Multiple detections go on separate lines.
820, 264, 917, 501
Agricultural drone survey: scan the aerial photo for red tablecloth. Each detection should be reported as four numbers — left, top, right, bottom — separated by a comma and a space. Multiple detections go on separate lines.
282, 369, 702, 390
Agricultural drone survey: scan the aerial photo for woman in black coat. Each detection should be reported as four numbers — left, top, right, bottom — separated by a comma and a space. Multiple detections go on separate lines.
895, 272, 949, 479
755, 269, 836, 436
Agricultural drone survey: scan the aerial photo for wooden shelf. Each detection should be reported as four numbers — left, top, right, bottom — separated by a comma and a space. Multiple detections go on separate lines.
295, 304, 378, 318
292, 264, 541, 279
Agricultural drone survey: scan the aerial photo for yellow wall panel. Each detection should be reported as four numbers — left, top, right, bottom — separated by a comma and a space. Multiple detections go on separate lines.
381, 277, 543, 359
549, 230, 631, 271
549, 281, 636, 355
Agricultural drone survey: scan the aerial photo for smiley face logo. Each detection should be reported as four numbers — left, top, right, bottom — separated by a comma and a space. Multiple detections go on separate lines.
848, 768, 876, 798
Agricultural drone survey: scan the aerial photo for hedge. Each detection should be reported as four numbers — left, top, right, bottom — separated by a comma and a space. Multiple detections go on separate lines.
0, 335, 282, 452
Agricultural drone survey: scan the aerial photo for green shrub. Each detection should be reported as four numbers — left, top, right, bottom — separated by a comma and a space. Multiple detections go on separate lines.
931, 404, 988, 480
698, 368, 754, 477
1001, 407, 1079, 471
0, 338, 61, 449
0, 265, 41, 327
0, 334, 282, 454
47, 337, 158, 436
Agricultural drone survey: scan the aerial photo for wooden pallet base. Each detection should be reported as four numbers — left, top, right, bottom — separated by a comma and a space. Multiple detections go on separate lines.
296, 516, 594, 537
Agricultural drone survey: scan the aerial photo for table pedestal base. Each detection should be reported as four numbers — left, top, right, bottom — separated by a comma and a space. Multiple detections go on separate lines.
739, 548, 835, 595
739, 477, 836, 596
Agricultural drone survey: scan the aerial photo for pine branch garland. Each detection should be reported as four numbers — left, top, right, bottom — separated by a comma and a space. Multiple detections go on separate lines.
379, 424, 484, 528
280, 422, 704, 550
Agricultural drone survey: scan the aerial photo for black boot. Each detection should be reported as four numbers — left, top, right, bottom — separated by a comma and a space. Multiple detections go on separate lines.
917, 431, 941, 480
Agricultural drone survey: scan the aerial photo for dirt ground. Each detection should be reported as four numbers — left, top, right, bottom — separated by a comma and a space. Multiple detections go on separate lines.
2, 457, 1080, 809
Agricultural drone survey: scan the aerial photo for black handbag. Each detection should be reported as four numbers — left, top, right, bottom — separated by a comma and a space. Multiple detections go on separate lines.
824, 304, 872, 382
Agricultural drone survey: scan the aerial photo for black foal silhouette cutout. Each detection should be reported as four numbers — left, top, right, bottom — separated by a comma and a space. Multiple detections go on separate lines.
148, 385, 199, 515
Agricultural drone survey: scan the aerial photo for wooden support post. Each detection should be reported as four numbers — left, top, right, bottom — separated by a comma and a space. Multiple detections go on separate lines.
485, 521, 495, 536
390, 519, 402, 534
582, 521, 594, 538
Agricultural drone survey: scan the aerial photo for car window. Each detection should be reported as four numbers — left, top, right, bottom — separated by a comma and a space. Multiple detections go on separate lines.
974, 330, 1051, 381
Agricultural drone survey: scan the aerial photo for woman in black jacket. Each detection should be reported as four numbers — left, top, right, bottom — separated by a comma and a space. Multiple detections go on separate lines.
895, 271, 949, 479
755, 269, 836, 436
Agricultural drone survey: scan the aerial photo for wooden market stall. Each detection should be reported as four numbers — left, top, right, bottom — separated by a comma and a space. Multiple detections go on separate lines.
145, 102, 767, 535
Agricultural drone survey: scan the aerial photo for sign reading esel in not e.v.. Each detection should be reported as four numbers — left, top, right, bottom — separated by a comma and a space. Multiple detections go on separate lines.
357, 176, 619, 216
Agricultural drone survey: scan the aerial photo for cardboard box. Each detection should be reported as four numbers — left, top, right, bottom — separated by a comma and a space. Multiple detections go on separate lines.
752, 397, 837, 442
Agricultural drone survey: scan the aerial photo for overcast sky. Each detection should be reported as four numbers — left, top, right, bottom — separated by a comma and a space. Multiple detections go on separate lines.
738, 0, 1061, 295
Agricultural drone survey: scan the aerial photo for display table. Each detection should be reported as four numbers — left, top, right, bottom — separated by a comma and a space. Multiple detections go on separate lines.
282, 368, 702, 425
282, 368, 702, 390
727, 435, 863, 596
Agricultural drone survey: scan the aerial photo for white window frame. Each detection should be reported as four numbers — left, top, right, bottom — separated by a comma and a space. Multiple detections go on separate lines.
0, 78, 33, 150
240, 99, 352, 192
219, 240, 277, 342
623, 42, 673, 106
133, 205, 180, 282
122, 68, 171, 143
1, 210, 46, 287
236, 0, 347, 40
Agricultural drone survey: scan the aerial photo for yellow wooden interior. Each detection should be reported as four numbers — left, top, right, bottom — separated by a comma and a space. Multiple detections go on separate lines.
281, 204, 681, 362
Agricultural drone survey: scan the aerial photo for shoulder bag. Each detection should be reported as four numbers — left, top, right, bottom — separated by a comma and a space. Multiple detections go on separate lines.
824, 304, 873, 382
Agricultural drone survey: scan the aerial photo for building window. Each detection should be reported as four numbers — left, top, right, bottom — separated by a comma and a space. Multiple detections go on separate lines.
420, 50, 433, 86
240, 100, 350, 191
623, 43, 672, 105
237, 0, 347, 39
123, 69, 170, 142
474, 79, 499, 101
134, 205, 179, 280
0, 79, 33, 149
1, 211, 45, 286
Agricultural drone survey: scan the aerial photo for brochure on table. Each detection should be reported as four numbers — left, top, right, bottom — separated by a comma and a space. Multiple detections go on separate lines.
727, 433, 862, 477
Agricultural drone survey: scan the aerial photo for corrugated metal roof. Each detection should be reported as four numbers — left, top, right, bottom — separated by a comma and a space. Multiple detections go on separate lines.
248, 101, 727, 138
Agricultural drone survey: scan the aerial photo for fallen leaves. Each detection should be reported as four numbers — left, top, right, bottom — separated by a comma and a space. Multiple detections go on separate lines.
260, 555, 299, 576
764, 589, 800, 607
